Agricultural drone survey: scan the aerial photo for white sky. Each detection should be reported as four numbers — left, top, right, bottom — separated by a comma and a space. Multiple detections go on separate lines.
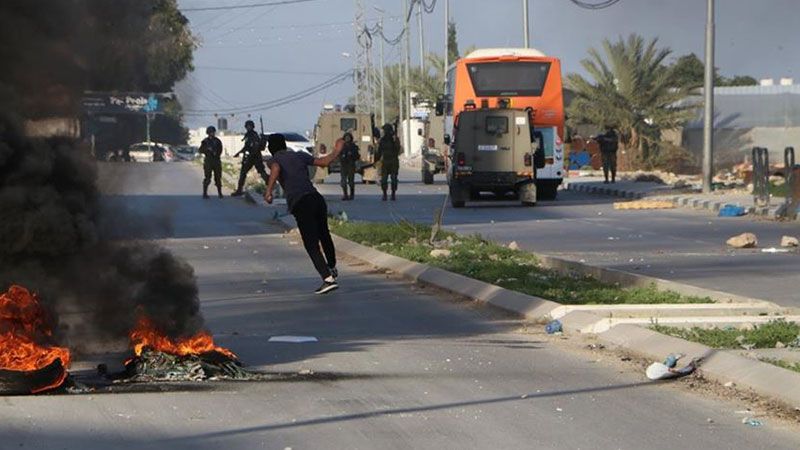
176, 0, 800, 132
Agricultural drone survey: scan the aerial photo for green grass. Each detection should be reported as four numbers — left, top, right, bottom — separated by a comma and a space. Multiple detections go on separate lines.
330, 220, 709, 305
651, 320, 800, 349
770, 181, 788, 198
221, 161, 237, 178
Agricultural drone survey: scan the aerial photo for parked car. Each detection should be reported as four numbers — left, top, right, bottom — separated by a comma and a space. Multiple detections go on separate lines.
174, 144, 199, 161
275, 132, 314, 155
127, 142, 174, 162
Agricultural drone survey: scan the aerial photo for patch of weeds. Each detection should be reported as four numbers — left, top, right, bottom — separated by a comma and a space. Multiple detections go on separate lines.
651, 320, 800, 349
330, 221, 708, 305
760, 358, 800, 374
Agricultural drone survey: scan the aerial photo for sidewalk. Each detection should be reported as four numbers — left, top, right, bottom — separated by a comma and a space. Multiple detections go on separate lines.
564, 176, 785, 218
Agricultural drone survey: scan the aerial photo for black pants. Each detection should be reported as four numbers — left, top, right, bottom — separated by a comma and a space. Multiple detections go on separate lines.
203, 160, 222, 188
340, 163, 356, 190
293, 192, 336, 280
237, 155, 269, 191
601, 152, 617, 181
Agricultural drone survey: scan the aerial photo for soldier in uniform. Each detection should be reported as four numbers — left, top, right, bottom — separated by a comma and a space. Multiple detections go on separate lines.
596, 126, 619, 184
231, 119, 268, 196
376, 123, 401, 201
199, 125, 224, 198
339, 132, 360, 201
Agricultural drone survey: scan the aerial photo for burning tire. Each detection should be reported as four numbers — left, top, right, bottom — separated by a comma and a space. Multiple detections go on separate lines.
0, 286, 71, 395
0, 358, 66, 395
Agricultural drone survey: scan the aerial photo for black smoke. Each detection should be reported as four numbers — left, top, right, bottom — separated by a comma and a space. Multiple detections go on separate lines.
0, 1, 205, 351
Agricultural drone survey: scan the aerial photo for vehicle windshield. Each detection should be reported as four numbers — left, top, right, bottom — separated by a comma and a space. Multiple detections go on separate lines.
280, 132, 309, 142
466, 61, 551, 97
340, 118, 357, 132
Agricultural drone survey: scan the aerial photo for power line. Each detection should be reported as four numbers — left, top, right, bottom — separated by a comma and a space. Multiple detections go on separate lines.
182, 0, 317, 12
195, 66, 340, 76
569, 0, 622, 10
183, 70, 353, 115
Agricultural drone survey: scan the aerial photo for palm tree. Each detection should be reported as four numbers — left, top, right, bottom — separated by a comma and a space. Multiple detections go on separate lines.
372, 53, 448, 124
567, 34, 697, 168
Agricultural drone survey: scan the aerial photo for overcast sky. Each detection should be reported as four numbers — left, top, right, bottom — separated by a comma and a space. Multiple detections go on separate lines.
176, 0, 800, 133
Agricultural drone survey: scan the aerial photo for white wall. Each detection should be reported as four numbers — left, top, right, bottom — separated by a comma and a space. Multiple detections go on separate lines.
189, 127, 244, 157
400, 118, 426, 156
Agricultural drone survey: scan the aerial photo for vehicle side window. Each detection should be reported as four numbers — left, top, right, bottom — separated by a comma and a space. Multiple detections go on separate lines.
486, 116, 509, 135
340, 118, 357, 132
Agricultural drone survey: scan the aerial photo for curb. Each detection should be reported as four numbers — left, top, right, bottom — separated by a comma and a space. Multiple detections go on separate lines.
328, 229, 800, 409
259, 195, 800, 409
598, 324, 800, 409
564, 181, 781, 218
333, 236, 561, 321
532, 253, 784, 307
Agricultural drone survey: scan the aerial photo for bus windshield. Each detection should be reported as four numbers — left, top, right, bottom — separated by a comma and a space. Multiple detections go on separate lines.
466, 61, 551, 97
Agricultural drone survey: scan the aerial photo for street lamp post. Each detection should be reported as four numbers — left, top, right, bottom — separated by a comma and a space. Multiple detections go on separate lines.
522, 0, 530, 48
702, 0, 715, 193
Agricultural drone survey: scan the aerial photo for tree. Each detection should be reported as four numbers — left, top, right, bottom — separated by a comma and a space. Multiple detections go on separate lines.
669, 53, 758, 89
447, 21, 460, 64
718, 75, 758, 87
669, 53, 707, 89
566, 34, 697, 169
373, 53, 447, 123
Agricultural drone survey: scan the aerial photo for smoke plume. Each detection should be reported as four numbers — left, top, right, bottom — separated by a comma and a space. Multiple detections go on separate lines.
0, 1, 205, 351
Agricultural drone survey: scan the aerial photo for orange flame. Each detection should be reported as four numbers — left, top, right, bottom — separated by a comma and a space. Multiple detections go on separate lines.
129, 316, 235, 359
0, 285, 71, 393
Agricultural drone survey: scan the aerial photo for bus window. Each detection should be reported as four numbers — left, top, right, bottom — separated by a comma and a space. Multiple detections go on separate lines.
340, 118, 357, 132
466, 62, 551, 97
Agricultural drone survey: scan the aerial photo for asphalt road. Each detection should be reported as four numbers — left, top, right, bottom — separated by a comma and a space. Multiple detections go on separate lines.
315, 167, 800, 308
2, 162, 797, 450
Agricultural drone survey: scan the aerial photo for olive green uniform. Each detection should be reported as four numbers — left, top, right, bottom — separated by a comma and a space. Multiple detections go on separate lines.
376, 136, 400, 197
339, 142, 360, 199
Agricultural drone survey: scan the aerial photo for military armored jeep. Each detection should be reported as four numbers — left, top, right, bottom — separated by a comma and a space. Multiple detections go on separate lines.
311, 108, 378, 184
447, 108, 544, 208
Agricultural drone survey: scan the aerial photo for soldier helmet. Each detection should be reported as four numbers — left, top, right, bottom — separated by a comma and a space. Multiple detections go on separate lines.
245, 120, 255, 129
206, 125, 216, 134
342, 132, 354, 142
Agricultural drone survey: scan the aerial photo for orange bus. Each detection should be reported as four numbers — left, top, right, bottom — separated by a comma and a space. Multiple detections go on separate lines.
443, 48, 565, 199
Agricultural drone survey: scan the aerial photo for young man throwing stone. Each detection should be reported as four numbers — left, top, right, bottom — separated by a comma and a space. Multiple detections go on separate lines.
264, 133, 343, 294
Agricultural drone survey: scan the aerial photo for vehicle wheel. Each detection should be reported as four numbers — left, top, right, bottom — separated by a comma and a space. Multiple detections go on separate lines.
519, 182, 537, 206
422, 169, 434, 184
451, 198, 465, 208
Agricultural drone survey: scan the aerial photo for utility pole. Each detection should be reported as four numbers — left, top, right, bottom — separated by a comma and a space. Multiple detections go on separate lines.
702, 0, 715, 193
522, 0, 530, 48
403, 0, 412, 157
354, 0, 372, 114
443, 0, 449, 74
418, 0, 425, 73
398, 63, 404, 130
379, 16, 386, 125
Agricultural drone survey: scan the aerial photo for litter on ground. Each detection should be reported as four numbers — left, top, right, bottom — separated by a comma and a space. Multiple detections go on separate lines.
268, 336, 319, 343
646, 353, 700, 380
545, 320, 563, 334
